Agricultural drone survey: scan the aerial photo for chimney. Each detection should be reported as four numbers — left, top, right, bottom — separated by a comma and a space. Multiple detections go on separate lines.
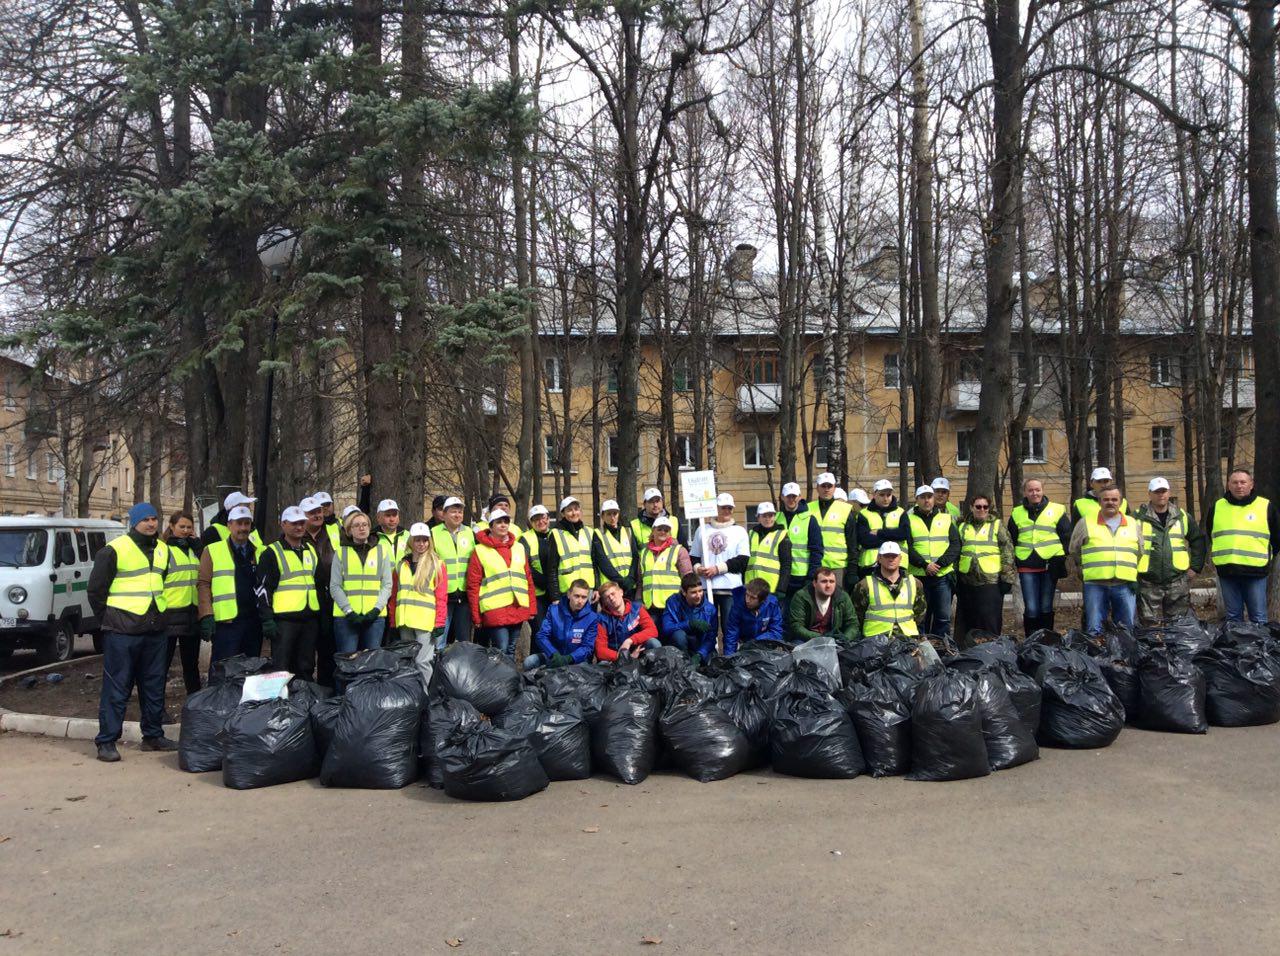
727, 243, 758, 283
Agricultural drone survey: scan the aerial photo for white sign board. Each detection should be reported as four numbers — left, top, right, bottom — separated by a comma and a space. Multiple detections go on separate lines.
680, 470, 718, 520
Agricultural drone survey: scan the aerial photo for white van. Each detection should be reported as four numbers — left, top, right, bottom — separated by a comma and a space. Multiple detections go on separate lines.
0, 516, 125, 664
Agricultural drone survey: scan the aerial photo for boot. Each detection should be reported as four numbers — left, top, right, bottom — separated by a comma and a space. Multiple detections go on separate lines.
139, 736, 178, 752
96, 742, 121, 763
1023, 615, 1038, 640
1038, 612, 1057, 634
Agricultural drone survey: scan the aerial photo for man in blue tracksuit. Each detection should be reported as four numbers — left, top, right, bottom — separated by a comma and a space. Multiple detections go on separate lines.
723, 579, 784, 655
662, 573, 719, 662
524, 579, 598, 669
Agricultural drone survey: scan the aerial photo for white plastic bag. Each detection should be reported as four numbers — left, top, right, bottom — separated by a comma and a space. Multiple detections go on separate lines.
791, 636, 841, 684
240, 671, 292, 703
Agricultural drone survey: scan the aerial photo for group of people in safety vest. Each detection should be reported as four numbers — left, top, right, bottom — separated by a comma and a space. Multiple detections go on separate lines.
85, 465, 1276, 762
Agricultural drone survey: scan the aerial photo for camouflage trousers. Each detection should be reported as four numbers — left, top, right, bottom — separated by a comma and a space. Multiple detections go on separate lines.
1136, 575, 1191, 626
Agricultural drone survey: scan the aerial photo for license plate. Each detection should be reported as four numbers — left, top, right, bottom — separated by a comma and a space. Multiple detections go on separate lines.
0, 617, 15, 628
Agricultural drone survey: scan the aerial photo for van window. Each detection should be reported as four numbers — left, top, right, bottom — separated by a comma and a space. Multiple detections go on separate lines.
0, 529, 48, 567
76, 531, 89, 562
86, 531, 107, 557
54, 530, 75, 567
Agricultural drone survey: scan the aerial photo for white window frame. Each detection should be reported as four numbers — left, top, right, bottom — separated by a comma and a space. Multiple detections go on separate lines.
672, 355, 693, 393
3, 444, 14, 478
673, 434, 694, 470
26, 453, 37, 481
1021, 428, 1047, 464
1152, 426, 1176, 462
545, 355, 564, 393
743, 432, 774, 469
1088, 426, 1099, 463
542, 434, 576, 476
884, 353, 902, 390
1149, 353, 1173, 387
3, 377, 14, 411
887, 429, 916, 468
1017, 352, 1044, 387
814, 430, 830, 468
46, 452, 59, 483
956, 429, 972, 466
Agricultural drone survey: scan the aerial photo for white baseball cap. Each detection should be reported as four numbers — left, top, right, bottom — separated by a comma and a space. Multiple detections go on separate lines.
1148, 477, 1170, 492
781, 481, 801, 497
559, 496, 580, 511
1090, 466, 1113, 482
915, 485, 935, 498
851, 489, 871, 505
834, 488, 848, 501
816, 472, 837, 486
931, 477, 950, 491
716, 492, 735, 507
376, 498, 399, 513
643, 487, 663, 501
756, 501, 776, 515
443, 496, 464, 510
878, 541, 902, 556
600, 499, 620, 513
312, 491, 333, 506
528, 504, 549, 520
280, 506, 306, 523
299, 496, 321, 513
341, 505, 362, 520
224, 491, 256, 510
488, 509, 511, 523
653, 516, 673, 529
409, 522, 431, 537
872, 479, 893, 493
228, 505, 254, 522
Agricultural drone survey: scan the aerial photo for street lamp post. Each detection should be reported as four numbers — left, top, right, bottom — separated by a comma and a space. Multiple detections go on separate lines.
256, 230, 297, 531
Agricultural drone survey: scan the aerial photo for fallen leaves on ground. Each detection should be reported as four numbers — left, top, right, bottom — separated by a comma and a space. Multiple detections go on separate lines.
65, 795, 86, 802
445, 937, 464, 948
582, 826, 599, 833
641, 935, 663, 945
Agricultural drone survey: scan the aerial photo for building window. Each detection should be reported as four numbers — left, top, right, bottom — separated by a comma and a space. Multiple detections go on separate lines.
1016, 352, 1044, 387
884, 353, 902, 390
814, 430, 830, 468
46, 453, 60, 483
545, 356, 564, 393
1021, 428, 1047, 464
672, 355, 693, 393
812, 356, 827, 395
958, 354, 982, 383
745, 353, 780, 385
3, 444, 13, 478
745, 505, 760, 525
1152, 426, 1176, 462
2, 377, 14, 411
606, 362, 619, 394
26, 453, 37, 481
887, 429, 915, 468
542, 435, 574, 475
1088, 426, 1098, 463
956, 429, 972, 466
673, 434, 694, 470
743, 432, 774, 469
606, 435, 641, 473
1149, 354, 1173, 387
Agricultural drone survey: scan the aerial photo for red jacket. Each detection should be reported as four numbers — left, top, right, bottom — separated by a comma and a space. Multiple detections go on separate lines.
594, 600, 659, 662
467, 529, 537, 628
388, 556, 449, 631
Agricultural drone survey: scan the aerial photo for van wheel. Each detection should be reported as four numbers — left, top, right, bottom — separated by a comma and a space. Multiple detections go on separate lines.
35, 621, 75, 666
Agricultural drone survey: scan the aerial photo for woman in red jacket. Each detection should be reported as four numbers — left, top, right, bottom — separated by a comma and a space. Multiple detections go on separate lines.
466, 510, 536, 655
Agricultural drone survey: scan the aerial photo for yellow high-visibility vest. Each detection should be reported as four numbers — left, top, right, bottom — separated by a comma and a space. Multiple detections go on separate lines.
595, 526, 633, 579
862, 574, 919, 637
163, 542, 198, 611
958, 521, 1001, 575
1011, 502, 1066, 561
1137, 511, 1190, 574
395, 559, 439, 631
334, 544, 385, 617
1210, 496, 1271, 568
783, 509, 815, 577
268, 542, 319, 614
552, 526, 596, 591
475, 543, 531, 613
1080, 518, 1141, 582
808, 499, 853, 570
519, 529, 546, 597
432, 524, 476, 594
745, 528, 786, 592
859, 507, 905, 569
639, 545, 682, 609
105, 536, 168, 616
907, 511, 953, 576
205, 540, 243, 623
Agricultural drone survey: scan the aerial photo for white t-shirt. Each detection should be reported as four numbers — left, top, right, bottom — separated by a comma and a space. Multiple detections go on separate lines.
689, 521, 750, 594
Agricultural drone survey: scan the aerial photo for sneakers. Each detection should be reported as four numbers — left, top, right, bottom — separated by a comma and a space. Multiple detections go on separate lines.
139, 736, 178, 752
96, 742, 121, 762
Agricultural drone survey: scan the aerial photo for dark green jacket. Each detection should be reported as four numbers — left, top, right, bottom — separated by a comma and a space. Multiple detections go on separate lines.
1134, 504, 1206, 586
787, 583, 859, 643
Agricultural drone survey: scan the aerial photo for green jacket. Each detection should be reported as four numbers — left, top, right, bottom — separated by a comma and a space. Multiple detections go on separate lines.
852, 569, 927, 637
1134, 503, 1206, 586
787, 583, 859, 643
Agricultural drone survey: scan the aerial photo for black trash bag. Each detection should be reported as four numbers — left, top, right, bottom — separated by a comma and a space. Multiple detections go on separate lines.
923, 633, 960, 659
838, 634, 897, 677
285, 678, 333, 713
422, 696, 485, 788
320, 672, 425, 788
311, 696, 343, 756
589, 685, 660, 785
219, 697, 319, 790
430, 642, 522, 716
708, 662, 755, 699
769, 690, 864, 779
1098, 658, 1140, 723
207, 654, 276, 686
1018, 639, 1073, 680
729, 641, 794, 695
1137, 646, 1207, 734
770, 658, 841, 699
539, 662, 609, 711
1216, 621, 1276, 654
715, 683, 772, 768
953, 636, 1020, 670
495, 697, 592, 781
179, 681, 246, 772
440, 722, 550, 801
333, 647, 416, 693
1198, 646, 1280, 727
905, 670, 989, 781
658, 690, 753, 782
991, 661, 1041, 735
1136, 614, 1212, 658
1037, 659, 1125, 748
972, 670, 1038, 771
840, 671, 912, 777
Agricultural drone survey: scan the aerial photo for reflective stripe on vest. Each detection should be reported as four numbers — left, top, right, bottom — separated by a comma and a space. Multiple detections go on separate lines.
395, 560, 439, 630
334, 544, 384, 617
862, 575, 918, 637
105, 536, 168, 616
958, 521, 1001, 575
213, 523, 265, 558
808, 499, 853, 568
432, 524, 476, 593
552, 527, 596, 591
519, 529, 546, 597
596, 526, 633, 579
1211, 496, 1271, 567
269, 542, 318, 614
475, 543, 531, 613
1137, 511, 1190, 575
785, 510, 813, 576
1011, 501, 1066, 561
206, 540, 242, 623
860, 507, 905, 568
639, 545, 682, 608
907, 511, 953, 576
377, 529, 408, 563
746, 528, 786, 592
163, 543, 198, 610
1080, 518, 1141, 582
1075, 496, 1128, 522
631, 515, 679, 545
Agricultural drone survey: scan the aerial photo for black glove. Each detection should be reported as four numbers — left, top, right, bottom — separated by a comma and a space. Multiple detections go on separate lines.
365, 610, 382, 626
431, 626, 446, 643
549, 653, 572, 668
199, 616, 215, 641
688, 618, 710, 635
999, 580, 1013, 596
691, 651, 704, 666
345, 611, 360, 625
261, 618, 278, 641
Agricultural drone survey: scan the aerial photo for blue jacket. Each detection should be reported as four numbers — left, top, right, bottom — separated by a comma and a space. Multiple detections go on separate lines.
723, 588, 784, 656
534, 601, 599, 664
661, 593, 719, 659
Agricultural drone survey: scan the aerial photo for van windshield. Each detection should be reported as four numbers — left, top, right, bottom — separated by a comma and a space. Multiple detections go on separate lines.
0, 530, 49, 568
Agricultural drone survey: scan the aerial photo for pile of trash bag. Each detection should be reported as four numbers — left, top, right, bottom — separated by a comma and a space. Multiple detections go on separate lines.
439, 722, 550, 801
1198, 623, 1280, 726
320, 653, 426, 789
219, 696, 319, 790
179, 655, 277, 772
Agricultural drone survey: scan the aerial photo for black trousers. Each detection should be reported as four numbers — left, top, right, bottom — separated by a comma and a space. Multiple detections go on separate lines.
271, 616, 319, 681
96, 631, 167, 745
955, 582, 1004, 648
315, 598, 336, 687
165, 629, 202, 694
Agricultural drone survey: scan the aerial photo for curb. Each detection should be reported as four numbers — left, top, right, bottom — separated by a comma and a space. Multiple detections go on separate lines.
0, 654, 178, 743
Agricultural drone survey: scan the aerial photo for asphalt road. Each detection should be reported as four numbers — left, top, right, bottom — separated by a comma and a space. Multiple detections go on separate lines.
2, 724, 1278, 954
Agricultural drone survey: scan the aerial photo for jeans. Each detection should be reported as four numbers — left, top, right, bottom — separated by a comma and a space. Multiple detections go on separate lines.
1218, 574, 1268, 623
612, 637, 662, 660
524, 653, 546, 669
666, 628, 693, 653
444, 596, 473, 645
210, 617, 262, 676
96, 631, 168, 745
270, 616, 319, 680
1019, 572, 1056, 618
333, 614, 386, 653
921, 574, 954, 638
1083, 582, 1137, 635
482, 626, 515, 656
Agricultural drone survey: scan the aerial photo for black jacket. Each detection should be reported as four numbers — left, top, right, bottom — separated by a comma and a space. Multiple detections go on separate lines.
1007, 498, 1073, 574
749, 523, 792, 595
161, 536, 201, 632
87, 529, 167, 635
257, 538, 319, 621
544, 518, 622, 601
899, 507, 962, 576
